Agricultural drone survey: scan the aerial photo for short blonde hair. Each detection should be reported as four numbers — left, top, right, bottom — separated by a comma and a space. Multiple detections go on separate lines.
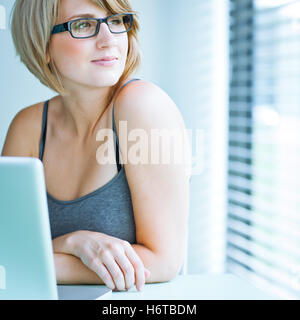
10, 0, 141, 99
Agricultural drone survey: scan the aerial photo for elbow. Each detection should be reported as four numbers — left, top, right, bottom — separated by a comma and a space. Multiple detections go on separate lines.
163, 248, 186, 281
154, 255, 184, 283
167, 260, 184, 281
162, 262, 182, 282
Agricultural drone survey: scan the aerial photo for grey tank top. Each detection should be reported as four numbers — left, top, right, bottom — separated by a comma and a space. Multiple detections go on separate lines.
39, 78, 184, 275
39, 79, 140, 243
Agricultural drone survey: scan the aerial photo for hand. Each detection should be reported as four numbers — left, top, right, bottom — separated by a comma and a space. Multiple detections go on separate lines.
53, 230, 150, 291
112, 268, 151, 292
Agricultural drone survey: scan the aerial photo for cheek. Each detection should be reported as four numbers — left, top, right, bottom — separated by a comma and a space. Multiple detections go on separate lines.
122, 36, 129, 55
120, 38, 129, 63
49, 36, 89, 71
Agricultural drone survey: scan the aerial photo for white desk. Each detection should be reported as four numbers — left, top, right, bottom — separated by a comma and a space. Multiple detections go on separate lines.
101, 273, 278, 300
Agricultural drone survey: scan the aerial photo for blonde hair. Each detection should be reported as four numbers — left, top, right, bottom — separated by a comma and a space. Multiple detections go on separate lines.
10, 0, 141, 101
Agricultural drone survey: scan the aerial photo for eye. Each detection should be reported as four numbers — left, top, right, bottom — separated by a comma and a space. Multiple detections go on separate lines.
73, 21, 92, 30
78, 22, 90, 29
110, 18, 122, 25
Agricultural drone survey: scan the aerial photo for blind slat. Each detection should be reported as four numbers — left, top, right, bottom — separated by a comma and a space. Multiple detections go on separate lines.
228, 0, 300, 299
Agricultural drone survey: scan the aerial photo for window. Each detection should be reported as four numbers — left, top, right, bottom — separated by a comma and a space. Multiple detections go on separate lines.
227, 0, 300, 299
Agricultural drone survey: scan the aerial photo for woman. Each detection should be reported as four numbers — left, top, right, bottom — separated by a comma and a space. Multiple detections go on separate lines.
2, 0, 191, 292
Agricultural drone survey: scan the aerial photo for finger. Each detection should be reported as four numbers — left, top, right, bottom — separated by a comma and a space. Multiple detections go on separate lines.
83, 257, 115, 290
113, 250, 135, 290
144, 268, 151, 279
96, 263, 116, 290
124, 245, 145, 291
101, 250, 126, 291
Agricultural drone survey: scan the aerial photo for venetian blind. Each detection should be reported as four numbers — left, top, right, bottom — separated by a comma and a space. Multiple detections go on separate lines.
227, 0, 300, 299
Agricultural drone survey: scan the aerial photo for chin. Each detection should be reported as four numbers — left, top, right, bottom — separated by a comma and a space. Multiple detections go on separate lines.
98, 73, 123, 86
87, 77, 118, 88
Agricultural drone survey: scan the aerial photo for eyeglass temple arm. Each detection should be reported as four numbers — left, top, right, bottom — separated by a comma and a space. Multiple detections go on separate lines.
52, 22, 69, 35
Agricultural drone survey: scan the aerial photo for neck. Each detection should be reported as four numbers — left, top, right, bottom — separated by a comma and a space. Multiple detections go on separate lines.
58, 85, 115, 141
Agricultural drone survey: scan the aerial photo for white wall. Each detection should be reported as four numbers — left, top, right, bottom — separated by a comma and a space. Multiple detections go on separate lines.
0, 0, 55, 151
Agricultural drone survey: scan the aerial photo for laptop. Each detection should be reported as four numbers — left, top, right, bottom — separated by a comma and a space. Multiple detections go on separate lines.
0, 156, 112, 300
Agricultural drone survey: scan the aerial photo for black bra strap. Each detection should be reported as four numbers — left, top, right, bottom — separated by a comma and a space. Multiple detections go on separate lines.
112, 79, 140, 172
39, 100, 49, 161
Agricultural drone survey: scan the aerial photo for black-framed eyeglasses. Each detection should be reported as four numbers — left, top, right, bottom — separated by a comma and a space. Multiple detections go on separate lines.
51, 13, 133, 39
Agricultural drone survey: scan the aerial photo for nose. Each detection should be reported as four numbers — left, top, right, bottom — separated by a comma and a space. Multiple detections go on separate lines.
95, 22, 117, 47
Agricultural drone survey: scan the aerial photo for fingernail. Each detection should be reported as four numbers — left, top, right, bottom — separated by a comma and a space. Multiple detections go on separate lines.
138, 284, 144, 292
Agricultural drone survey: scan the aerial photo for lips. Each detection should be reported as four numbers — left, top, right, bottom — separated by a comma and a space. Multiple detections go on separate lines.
92, 56, 118, 62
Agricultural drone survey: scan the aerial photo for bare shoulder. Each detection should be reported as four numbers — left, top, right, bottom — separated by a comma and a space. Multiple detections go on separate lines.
114, 79, 192, 176
115, 79, 185, 129
1, 101, 45, 158
116, 79, 175, 109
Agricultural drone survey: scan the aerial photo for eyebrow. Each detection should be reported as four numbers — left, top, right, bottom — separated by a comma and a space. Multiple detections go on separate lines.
67, 13, 109, 20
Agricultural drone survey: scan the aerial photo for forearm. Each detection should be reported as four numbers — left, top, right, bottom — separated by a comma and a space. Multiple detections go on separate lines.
54, 253, 105, 285
132, 244, 177, 283
52, 233, 167, 286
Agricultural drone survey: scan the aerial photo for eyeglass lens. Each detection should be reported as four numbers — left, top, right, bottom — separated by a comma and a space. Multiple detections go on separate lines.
70, 14, 131, 37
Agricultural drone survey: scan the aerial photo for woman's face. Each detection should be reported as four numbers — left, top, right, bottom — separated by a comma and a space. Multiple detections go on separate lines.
48, 0, 129, 90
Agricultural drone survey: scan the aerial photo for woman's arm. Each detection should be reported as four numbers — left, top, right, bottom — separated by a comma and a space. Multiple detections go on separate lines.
1, 104, 41, 157
114, 80, 191, 281
54, 253, 106, 285
52, 231, 151, 291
